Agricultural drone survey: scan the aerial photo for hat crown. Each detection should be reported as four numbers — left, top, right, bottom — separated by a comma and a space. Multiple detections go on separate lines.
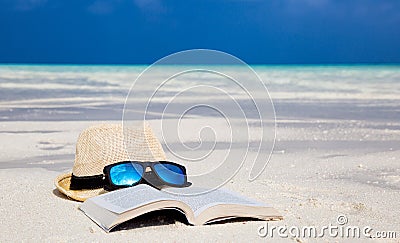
72, 123, 166, 176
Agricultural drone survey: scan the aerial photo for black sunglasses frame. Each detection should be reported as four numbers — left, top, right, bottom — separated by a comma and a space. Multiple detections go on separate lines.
103, 161, 190, 191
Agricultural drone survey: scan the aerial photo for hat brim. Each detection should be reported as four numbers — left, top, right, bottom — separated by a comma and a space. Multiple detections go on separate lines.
55, 173, 106, 202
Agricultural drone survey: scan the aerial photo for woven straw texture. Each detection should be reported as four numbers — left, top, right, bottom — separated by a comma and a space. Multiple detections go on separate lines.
55, 122, 166, 201
73, 123, 166, 176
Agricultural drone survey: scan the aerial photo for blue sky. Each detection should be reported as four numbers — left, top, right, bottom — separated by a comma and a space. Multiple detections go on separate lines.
0, 0, 399, 64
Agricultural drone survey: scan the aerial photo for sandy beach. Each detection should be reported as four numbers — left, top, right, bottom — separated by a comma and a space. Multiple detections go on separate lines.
0, 65, 399, 242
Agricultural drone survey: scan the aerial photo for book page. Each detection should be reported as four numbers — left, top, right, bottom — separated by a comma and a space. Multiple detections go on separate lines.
91, 185, 173, 214
166, 187, 269, 217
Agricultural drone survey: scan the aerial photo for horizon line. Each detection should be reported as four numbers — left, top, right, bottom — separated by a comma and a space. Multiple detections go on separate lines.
1, 62, 400, 66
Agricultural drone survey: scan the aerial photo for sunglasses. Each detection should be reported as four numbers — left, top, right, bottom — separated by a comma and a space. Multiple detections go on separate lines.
103, 161, 190, 191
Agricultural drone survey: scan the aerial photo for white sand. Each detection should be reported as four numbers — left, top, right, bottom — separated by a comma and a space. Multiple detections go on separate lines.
0, 120, 399, 242
1, 66, 399, 241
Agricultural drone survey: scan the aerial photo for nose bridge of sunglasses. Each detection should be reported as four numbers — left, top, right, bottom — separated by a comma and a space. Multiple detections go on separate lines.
145, 166, 152, 173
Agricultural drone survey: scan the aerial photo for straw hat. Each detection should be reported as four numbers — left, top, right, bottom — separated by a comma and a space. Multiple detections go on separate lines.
55, 123, 166, 202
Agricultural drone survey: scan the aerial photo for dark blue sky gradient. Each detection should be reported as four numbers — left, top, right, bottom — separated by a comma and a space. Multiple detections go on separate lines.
1, 0, 400, 64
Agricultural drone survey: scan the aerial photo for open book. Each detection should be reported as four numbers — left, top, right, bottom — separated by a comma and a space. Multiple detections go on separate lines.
79, 184, 282, 232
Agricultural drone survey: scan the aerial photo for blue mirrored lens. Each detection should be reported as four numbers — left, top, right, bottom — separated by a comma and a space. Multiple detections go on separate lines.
110, 163, 144, 186
154, 163, 185, 185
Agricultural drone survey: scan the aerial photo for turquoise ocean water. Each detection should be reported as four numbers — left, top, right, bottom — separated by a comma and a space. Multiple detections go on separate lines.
0, 64, 399, 121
